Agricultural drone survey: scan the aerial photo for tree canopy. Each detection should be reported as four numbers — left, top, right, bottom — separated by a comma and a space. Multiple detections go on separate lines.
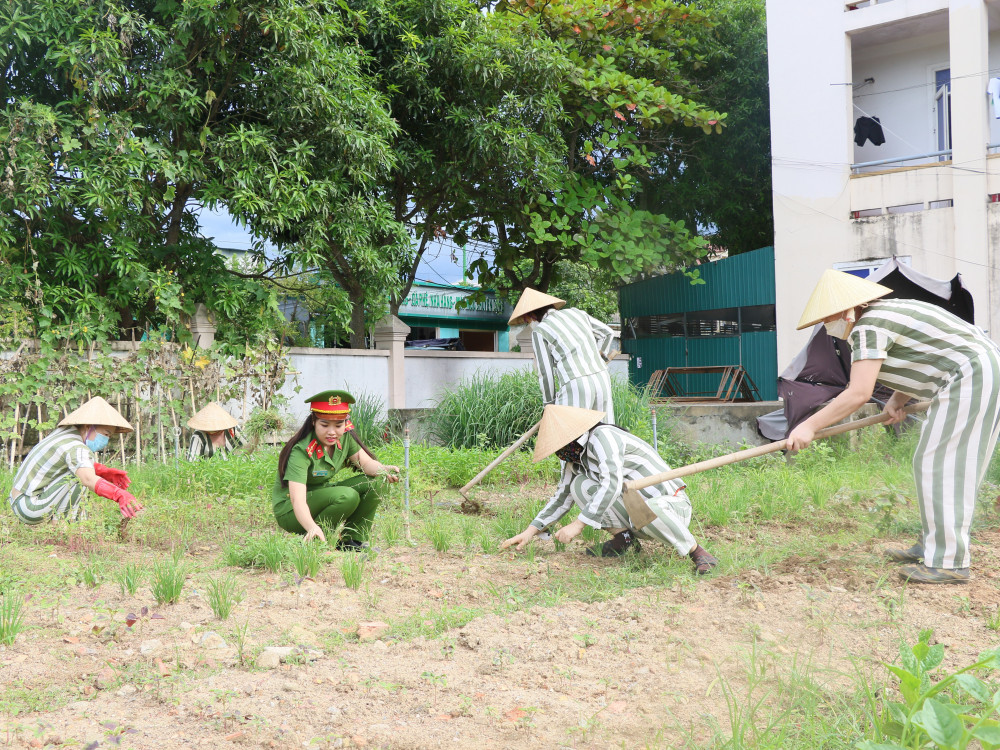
1, 0, 397, 345
1, 0, 766, 346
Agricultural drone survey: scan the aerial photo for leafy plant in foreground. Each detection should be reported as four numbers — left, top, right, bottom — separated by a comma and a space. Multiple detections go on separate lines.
291, 542, 324, 580
858, 629, 1000, 750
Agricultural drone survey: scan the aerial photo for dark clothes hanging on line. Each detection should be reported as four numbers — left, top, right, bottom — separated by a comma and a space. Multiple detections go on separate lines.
854, 116, 885, 147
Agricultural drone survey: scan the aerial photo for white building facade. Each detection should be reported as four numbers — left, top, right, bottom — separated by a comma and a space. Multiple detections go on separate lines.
767, 0, 1000, 366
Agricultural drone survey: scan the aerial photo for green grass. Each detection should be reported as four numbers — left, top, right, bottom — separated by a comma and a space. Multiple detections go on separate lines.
205, 574, 244, 620
0, 592, 26, 645
340, 554, 367, 590
150, 555, 186, 605
115, 561, 145, 596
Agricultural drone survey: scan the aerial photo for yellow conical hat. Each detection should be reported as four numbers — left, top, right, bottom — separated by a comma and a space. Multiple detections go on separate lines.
59, 396, 133, 434
187, 402, 238, 431
508, 288, 566, 326
797, 270, 892, 330
533, 404, 606, 463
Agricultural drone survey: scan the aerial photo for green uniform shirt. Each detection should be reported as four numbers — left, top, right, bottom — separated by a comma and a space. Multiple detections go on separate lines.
271, 432, 360, 517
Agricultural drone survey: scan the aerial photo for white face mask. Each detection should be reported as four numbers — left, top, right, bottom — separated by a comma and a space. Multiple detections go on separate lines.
824, 310, 856, 340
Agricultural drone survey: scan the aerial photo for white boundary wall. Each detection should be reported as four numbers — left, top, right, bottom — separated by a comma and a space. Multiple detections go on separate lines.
280, 347, 631, 421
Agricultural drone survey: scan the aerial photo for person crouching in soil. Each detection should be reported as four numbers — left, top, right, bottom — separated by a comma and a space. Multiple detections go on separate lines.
187, 402, 244, 460
9, 396, 142, 524
272, 390, 400, 550
501, 404, 718, 574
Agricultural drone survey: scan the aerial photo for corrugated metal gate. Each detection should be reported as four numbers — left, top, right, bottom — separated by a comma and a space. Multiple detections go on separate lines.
618, 247, 778, 400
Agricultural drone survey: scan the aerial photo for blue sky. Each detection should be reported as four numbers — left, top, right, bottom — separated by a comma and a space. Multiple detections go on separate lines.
199, 208, 487, 288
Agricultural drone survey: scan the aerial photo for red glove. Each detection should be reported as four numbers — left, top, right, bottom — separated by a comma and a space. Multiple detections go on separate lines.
94, 478, 144, 519
94, 463, 131, 490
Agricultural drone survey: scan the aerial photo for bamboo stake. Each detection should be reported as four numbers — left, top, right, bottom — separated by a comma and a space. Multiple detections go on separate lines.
156, 382, 165, 465
116, 393, 126, 465
622, 401, 932, 528
37, 402, 46, 442
133, 384, 142, 466
188, 377, 197, 414
15, 402, 25, 467
9, 403, 19, 471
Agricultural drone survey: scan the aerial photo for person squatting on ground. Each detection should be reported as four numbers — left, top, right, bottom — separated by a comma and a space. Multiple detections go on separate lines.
187, 402, 244, 460
272, 390, 400, 550
500, 404, 718, 574
8, 396, 142, 524
787, 270, 1000, 585
509, 288, 617, 424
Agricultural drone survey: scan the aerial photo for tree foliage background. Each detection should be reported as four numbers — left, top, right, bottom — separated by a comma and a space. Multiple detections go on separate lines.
1, 0, 771, 346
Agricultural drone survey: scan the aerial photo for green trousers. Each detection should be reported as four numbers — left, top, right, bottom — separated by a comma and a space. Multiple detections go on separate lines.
275, 473, 384, 542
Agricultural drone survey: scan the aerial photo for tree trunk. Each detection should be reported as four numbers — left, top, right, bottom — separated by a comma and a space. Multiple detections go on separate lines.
348, 289, 367, 349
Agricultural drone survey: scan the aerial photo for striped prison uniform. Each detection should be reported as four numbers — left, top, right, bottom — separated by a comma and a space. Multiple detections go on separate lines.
188, 429, 244, 461
531, 307, 616, 424
852, 299, 1000, 569
8, 428, 95, 525
530, 425, 696, 555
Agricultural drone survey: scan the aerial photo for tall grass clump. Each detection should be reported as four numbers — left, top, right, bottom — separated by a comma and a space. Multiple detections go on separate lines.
115, 562, 145, 596
426, 370, 542, 450
0, 593, 26, 645
150, 555, 186, 605
223, 533, 292, 571
206, 575, 244, 620
424, 516, 452, 553
347, 390, 389, 450
291, 541, 324, 579
341, 555, 367, 590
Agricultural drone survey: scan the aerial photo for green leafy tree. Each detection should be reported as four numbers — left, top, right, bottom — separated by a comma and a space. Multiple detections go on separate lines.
222, 0, 567, 347
645, 0, 772, 255
0, 0, 396, 344
465, 0, 725, 295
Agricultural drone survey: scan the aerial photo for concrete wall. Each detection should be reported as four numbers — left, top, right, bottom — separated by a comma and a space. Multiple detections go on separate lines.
280, 346, 632, 419
656, 402, 783, 449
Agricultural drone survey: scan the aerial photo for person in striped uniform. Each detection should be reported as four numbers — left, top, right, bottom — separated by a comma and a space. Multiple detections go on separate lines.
509, 288, 616, 424
787, 270, 1000, 584
9, 397, 142, 525
500, 404, 718, 573
187, 402, 244, 460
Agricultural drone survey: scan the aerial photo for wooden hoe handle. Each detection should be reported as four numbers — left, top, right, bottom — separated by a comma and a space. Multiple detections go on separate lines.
624, 400, 931, 493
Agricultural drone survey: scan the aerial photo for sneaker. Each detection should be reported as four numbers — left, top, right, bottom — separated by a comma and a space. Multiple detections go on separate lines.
898, 563, 969, 584
689, 545, 718, 575
336, 538, 367, 552
885, 542, 924, 564
586, 530, 641, 558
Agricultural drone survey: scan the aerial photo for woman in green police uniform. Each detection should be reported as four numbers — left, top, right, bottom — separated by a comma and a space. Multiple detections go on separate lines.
272, 390, 400, 549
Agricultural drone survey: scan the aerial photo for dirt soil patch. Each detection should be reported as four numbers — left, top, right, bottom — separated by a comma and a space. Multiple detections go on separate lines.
3, 524, 1000, 749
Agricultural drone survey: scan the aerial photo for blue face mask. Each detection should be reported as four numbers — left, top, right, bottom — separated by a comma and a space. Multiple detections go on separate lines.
86, 433, 110, 452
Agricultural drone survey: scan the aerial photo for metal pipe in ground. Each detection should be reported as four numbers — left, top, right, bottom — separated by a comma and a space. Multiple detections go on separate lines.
403, 425, 414, 544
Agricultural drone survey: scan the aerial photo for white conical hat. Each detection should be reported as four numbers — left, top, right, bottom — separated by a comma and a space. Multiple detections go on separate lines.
187, 402, 238, 431
508, 288, 566, 326
797, 270, 892, 330
58, 396, 133, 434
533, 404, 605, 463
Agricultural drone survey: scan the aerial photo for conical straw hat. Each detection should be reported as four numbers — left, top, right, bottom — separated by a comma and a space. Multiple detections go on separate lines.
59, 396, 133, 434
797, 270, 892, 330
187, 402, 238, 431
508, 288, 566, 326
533, 404, 606, 463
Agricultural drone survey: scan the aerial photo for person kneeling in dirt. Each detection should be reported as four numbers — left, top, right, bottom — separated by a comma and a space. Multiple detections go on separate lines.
500, 404, 718, 574
272, 390, 400, 550
9, 396, 142, 524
